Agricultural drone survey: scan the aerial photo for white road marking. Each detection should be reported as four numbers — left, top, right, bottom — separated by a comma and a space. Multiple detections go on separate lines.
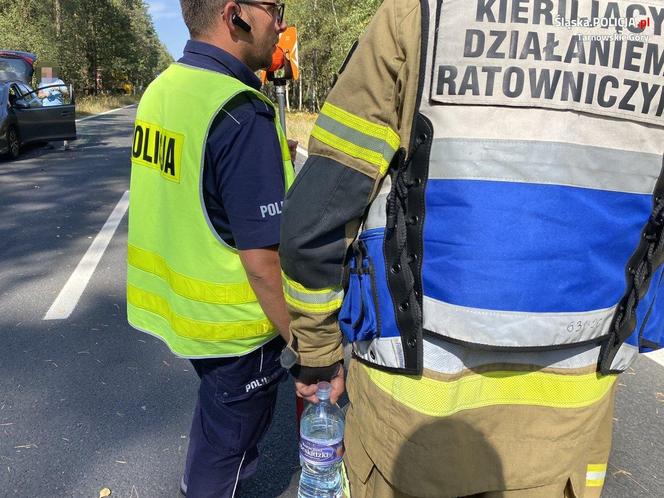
645, 349, 664, 368
76, 104, 136, 123
44, 191, 130, 320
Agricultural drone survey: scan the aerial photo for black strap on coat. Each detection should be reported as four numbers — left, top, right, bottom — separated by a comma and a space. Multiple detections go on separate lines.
599, 155, 664, 374
382, 114, 433, 375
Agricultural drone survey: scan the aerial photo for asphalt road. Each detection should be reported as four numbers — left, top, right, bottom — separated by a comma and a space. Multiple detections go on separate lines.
0, 106, 662, 498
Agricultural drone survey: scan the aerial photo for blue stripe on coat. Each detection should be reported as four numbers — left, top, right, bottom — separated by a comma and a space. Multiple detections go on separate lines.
423, 179, 651, 313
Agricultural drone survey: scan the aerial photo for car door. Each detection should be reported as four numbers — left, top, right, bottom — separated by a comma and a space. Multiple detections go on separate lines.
31, 83, 76, 141
9, 83, 39, 143
15, 83, 76, 143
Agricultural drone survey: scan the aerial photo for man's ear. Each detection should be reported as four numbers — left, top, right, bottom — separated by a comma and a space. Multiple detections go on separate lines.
223, 2, 243, 34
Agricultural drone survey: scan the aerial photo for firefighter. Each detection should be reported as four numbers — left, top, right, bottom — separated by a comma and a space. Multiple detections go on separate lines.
279, 0, 664, 496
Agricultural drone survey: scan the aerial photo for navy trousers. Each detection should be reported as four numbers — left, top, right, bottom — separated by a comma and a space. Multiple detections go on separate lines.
183, 336, 286, 498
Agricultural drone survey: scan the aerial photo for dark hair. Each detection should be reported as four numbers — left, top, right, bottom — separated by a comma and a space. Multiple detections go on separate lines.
179, 0, 229, 38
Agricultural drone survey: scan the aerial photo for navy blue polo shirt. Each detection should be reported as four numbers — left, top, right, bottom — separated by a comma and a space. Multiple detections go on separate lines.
178, 40, 285, 249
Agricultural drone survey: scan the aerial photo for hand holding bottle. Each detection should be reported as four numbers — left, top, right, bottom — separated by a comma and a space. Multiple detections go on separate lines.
294, 362, 345, 404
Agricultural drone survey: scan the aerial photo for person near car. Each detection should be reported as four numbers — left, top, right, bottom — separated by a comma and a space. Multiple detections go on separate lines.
38, 67, 68, 106
279, 0, 664, 496
126, 1, 293, 497
38, 67, 71, 151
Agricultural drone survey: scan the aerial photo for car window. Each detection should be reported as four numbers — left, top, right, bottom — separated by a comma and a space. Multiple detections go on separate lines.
0, 58, 30, 83
18, 83, 33, 95
6, 83, 37, 108
8, 84, 19, 106
17, 83, 43, 108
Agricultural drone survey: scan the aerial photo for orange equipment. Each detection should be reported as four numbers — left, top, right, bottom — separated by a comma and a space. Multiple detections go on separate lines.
261, 26, 299, 83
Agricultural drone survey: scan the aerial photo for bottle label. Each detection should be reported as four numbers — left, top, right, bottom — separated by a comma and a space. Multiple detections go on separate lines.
299, 437, 343, 466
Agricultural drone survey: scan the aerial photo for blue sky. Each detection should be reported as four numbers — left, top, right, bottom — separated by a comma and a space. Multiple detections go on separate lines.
147, 0, 190, 59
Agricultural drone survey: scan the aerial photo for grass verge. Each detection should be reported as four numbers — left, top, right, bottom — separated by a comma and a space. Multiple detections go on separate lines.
75, 94, 140, 119
285, 111, 317, 150
75, 98, 316, 146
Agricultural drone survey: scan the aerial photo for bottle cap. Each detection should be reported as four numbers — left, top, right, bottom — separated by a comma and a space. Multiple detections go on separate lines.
317, 381, 331, 400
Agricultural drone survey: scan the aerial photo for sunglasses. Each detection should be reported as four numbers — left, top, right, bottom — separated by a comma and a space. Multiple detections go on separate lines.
235, 1, 285, 23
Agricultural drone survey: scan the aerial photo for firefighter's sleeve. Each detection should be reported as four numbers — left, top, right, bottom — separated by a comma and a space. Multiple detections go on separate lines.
279, 0, 422, 369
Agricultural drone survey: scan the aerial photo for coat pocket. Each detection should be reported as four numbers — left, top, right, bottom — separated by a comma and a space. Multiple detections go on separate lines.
340, 239, 381, 343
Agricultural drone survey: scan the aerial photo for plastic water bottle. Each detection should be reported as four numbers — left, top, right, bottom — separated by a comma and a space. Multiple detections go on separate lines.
298, 382, 345, 498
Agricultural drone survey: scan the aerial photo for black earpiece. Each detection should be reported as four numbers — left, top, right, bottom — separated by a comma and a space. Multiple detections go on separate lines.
231, 13, 252, 33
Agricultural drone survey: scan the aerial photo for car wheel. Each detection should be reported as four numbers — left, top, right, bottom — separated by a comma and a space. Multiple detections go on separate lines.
6, 126, 20, 159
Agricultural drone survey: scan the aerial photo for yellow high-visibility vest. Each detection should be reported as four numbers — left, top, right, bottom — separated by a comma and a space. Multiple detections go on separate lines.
127, 63, 294, 358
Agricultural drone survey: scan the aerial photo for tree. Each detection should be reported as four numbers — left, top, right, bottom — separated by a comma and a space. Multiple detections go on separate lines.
286, 0, 382, 111
0, 0, 171, 94
0, 1, 60, 69
1, 0, 376, 102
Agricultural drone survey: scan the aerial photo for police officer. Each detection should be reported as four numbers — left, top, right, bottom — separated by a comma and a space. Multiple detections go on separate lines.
279, 0, 664, 496
127, 1, 292, 497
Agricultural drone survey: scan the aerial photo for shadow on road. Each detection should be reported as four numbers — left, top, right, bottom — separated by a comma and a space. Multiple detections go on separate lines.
0, 109, 299, 497
0, 115, 132, 302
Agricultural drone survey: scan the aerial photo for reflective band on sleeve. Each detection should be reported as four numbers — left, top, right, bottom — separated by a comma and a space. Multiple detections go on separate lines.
282, 272, 344, 314
364, 364, 617, 417
586, 464, 608, 488
128, 244, 257, 305
127, 285, 274, 340
312, 102, 400, 175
